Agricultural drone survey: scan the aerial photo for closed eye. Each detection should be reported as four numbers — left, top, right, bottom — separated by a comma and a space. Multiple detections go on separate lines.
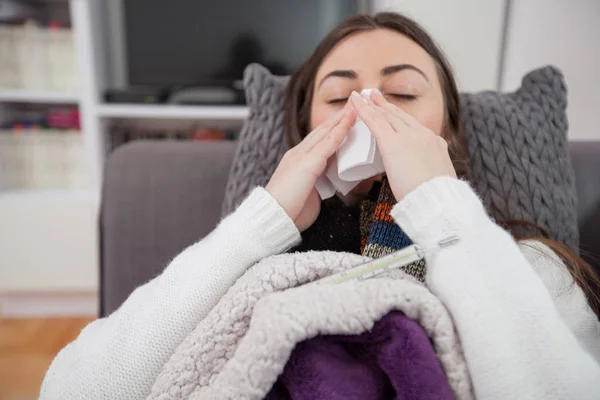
326, 98, 349, 105
327, 93, 416, 104
387, 93, 417, 101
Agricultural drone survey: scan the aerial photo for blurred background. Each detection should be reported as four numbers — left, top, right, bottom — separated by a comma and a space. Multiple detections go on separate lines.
0, 0, 598, 398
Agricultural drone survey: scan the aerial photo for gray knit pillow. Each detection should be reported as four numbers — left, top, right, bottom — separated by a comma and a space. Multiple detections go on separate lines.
222, 64, 578, 251
221, 65, 291, 216
221, 65, 290, 217
461, 67, 577, 249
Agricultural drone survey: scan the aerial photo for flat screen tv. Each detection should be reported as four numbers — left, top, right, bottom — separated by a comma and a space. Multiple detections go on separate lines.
123, 0, 366, 91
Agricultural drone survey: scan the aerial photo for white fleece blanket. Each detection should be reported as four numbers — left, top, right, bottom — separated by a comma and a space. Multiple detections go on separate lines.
148, 251, 474, 400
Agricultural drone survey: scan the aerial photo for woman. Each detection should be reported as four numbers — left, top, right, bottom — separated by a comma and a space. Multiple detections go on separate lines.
41, 12, 600, 399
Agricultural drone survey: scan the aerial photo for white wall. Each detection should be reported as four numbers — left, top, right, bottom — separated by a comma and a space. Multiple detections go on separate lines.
372, 0, 506, 92
501, 0, 600, 141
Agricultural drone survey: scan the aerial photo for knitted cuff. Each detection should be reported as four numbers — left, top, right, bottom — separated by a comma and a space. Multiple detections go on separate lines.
390, 177, 487, 253
235, 187, 302, 255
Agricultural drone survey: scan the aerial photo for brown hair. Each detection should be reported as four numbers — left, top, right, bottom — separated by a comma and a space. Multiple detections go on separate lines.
283, 12, 600, 317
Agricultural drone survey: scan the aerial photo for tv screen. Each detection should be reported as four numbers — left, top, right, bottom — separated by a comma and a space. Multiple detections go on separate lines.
123, 0, 360, 87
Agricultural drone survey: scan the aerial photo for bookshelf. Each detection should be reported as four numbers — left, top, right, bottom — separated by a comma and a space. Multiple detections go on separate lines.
0, 1, 87, 314
0, 0, 248, 315
1, 0, 249, 191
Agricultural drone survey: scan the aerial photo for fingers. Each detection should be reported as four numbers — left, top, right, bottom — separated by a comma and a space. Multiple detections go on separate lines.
349, 91, 397, 143
311, 107, 356, 159
366, 99, 410, 135
300, 103, 352, 150
369, 89, 420, 129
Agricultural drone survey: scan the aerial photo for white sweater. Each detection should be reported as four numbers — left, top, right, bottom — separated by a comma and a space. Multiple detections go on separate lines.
40, 177, 600, 400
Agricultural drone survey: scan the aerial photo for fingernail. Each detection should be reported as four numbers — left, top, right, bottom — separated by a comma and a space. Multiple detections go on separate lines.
350, 91, 361, 100
372, 88, 383, 98
353, 91, 368, 104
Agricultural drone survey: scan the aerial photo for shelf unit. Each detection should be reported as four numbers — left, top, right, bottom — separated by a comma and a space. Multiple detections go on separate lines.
0, 0, 250, 316
1, 1, 252, 190
97, 104, 248, 121
0, 1, 94, 315
1, 0, 253, 199
0, 90, 79, 104
63, 0, 248, 187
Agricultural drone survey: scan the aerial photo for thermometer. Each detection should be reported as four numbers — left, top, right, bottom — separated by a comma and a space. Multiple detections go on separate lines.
307, 245, 425, 286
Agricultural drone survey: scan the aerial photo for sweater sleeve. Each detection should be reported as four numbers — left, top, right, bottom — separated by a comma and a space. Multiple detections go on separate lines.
390, 176, 600, 400
40, 187, 301, 400
519, 240, 600, 361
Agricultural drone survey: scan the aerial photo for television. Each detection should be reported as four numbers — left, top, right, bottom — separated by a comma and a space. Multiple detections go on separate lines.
120, 0, 366, 103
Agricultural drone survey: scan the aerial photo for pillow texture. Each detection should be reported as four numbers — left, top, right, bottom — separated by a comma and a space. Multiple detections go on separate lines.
222, 64, 578, 251
461, 68, 577, 249
221, 65, 290, 216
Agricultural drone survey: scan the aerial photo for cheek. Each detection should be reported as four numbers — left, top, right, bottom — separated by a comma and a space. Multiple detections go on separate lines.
417, 110, 445, 136
405, 96, 445, 136
310, 104, 336, 131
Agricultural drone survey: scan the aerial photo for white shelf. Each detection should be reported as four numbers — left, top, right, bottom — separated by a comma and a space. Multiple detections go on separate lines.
0, 188, 98, 200
97, 104, 249, 120
0, 187, 99, 295
0, 89, 80, 104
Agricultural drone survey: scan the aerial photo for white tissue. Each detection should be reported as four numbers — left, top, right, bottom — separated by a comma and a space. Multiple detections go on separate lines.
315, 89, 385, 200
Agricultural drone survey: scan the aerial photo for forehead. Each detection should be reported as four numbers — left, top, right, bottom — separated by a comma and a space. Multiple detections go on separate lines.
316, 28, 438, 82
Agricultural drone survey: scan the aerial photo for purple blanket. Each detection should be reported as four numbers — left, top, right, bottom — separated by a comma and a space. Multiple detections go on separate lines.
266, 311, 453, 399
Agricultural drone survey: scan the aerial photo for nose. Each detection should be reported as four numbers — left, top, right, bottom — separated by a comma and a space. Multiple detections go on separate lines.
360, 88, 376, 100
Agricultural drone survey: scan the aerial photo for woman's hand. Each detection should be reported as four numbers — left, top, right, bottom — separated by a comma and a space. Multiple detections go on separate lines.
266, 105, 356, 232
349, 90, 457, 201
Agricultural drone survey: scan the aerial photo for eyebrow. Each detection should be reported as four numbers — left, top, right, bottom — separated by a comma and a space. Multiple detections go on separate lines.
382, 64, 429, 81
318, 64, 429, 88
317, 69, 358, 88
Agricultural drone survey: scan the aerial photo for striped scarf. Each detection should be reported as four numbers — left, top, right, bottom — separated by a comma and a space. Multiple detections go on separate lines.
360, 177, 426, 282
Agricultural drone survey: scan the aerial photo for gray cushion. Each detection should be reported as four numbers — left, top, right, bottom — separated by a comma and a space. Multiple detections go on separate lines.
461, 67, 577, 249
223, 63, 578, 251
221, 66, 290, 217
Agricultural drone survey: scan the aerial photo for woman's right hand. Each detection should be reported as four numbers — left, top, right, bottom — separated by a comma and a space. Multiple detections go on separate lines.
266, 104, 356, 232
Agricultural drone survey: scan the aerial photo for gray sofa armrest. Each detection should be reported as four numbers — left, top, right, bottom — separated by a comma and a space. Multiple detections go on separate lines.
100, 141, 237, 316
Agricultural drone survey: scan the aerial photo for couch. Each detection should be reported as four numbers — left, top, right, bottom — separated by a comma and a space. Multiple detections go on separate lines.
99, 140, 600, 316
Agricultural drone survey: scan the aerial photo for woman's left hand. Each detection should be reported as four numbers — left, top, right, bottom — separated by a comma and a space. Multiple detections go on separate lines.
349, 90, 457, 201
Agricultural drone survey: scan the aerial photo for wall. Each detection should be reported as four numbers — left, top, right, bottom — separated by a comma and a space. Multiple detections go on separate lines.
372, 0, 506, 92
501, 0, 600, 141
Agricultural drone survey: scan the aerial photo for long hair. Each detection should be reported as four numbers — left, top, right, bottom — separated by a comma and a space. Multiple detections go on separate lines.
283, 12, 600, 317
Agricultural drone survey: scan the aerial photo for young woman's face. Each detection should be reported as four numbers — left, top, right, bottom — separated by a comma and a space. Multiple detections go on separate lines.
310, 28, 446, 197
311, 28, 445, 135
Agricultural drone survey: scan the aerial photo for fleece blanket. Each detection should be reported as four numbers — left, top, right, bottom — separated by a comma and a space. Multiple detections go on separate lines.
265, 310, 454, 399
148, 251, 474, 400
